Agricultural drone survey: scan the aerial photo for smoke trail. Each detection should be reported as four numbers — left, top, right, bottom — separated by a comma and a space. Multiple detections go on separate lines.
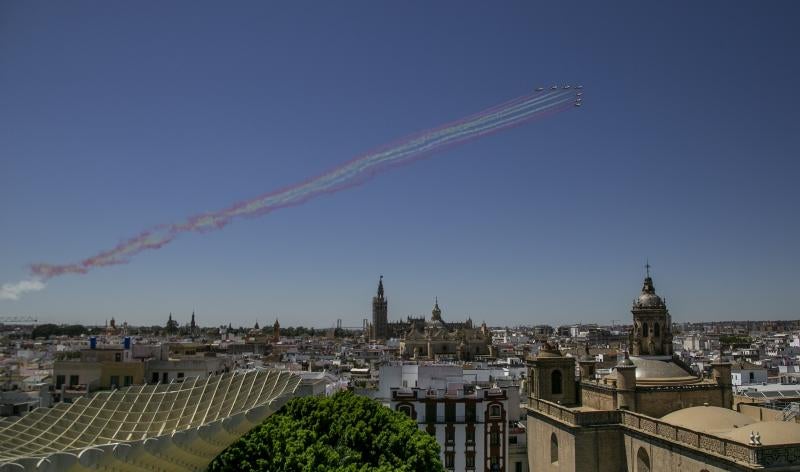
0, 279, 46, 300
26, 88, 580, 281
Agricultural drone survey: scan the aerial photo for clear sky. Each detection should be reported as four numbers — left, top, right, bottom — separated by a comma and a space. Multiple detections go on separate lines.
1, 1, 798, 328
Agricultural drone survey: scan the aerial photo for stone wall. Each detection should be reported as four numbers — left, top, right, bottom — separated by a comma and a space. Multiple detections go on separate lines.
581, 384, 616, 411
634, 385, 726, 418
526, 398, 800, 471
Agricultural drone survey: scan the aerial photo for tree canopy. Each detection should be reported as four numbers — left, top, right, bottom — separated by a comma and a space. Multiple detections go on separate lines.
209, 391, 443, 472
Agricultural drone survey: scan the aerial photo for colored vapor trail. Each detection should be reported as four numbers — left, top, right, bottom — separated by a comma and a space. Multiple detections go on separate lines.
5, 87, 580, 295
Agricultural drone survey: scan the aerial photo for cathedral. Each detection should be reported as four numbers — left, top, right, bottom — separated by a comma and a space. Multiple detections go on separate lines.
398, 298, 493, 361
525, 270, 800, 472
367, 276, 493, 360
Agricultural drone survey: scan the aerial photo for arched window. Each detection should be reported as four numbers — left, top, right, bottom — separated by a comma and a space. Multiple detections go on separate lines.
490, 404, 502, 418
637, 447, 650, 472
551, 369, 563, 395
642, 322, 649, 337
654, 322, 660, 337
550, 433, 559, 463
398, 404, 412, 418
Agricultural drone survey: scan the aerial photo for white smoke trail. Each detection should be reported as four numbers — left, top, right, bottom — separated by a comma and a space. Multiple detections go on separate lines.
0, 278, 46, 300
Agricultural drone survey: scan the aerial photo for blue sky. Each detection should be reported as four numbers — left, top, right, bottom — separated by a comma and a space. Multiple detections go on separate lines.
1, 1, 798, 327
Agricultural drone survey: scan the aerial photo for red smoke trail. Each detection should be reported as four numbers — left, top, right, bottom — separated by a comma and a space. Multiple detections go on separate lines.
29, 89, 579, 279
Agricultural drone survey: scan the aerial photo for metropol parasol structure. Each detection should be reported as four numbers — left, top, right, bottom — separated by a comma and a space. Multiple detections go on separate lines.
0, 369, 300, 471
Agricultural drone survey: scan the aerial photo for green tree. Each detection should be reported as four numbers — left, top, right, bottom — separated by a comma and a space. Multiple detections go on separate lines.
209, 391, 443, 472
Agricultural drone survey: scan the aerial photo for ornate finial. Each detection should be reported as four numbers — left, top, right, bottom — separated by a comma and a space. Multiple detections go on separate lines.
645, 259, 651, 278
377, 275, 384, 298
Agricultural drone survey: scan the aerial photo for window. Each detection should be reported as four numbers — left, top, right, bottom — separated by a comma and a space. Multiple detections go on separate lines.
490, 404, 502, 418
446, 426, 455, 442
151, 372, 159, 384
445, 452, 454, 469
749, 372, 755, 382
642, 322, 649, 337
69, 375, 79, 387
466, 402, 476, 422
654, 322, 660, 337
110, 376, 120, 388
115, 352, 122, 362
177, 372, 185, 379
123, 376, 133, 386
490, 431, 500, 447
550, 433, 559, 463
509, 435, 518, 444
56, 375, 65, 388
515, 462, 523, 472
426, 402, 437, 423
162, 372, 168, 383
445, 402, 456, 422
551, 369, 563, 395
398, 404, 413, 418
636, 447, 650, 472
466, 452, 475, 468
466, 427, 475, 443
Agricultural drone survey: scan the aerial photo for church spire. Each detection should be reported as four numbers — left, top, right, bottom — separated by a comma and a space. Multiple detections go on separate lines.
431, 297, 442, 321
377, 275, 384, 299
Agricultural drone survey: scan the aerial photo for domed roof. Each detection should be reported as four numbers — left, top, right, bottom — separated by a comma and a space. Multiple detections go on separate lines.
661, 406, 755, 433
633, 275, 666, 309
636, 292, 663, 308
720, 421, 800, 445
628, 356, 699, 384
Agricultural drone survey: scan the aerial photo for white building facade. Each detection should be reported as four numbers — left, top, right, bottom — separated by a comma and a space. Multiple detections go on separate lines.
391, 384, 512, 472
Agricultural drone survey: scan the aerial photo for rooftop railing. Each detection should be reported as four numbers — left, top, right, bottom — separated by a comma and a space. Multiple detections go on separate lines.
527, 397, 800, 468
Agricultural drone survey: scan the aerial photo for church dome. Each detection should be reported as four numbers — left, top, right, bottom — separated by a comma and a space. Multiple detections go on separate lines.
636, 292, 663, 308
633, 275, 666, 309
628, 356, 700, 385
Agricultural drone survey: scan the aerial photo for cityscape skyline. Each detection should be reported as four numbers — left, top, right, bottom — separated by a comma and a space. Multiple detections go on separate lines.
2, 1, 798, 325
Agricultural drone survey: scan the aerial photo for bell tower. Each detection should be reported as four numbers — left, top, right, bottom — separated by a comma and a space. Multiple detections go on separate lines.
371, 275, 388, 340
630, 263, 673, 356
527, 342, 577, 406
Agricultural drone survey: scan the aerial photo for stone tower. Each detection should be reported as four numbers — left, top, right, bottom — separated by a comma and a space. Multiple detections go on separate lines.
527, 342, 577, 406
630, 265, 673, 356
371, 275, 388, 340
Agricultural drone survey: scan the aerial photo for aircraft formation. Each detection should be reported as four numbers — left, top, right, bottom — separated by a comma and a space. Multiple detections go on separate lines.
536, 84, 583, 107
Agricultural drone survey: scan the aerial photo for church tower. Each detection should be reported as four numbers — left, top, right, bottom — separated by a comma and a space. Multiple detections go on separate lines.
630, 264, 673, 356
527, 342, 577, 406
371, 275, 388, 340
